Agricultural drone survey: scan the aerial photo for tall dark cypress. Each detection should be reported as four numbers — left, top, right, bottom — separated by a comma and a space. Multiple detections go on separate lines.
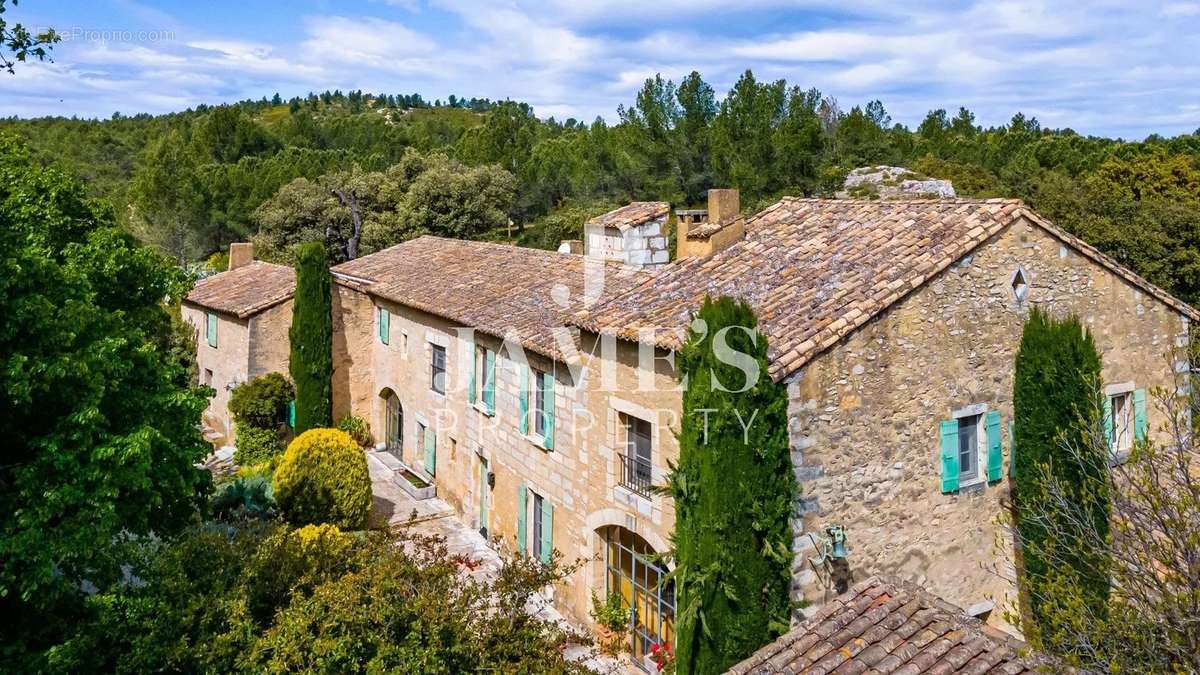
668, 296, 796, 675
289, 242, 332, 434
1013, 307, 1110, 641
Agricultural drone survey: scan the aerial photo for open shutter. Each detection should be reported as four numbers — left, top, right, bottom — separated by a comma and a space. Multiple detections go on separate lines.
1009, 420, 1016, 478
940, 419, 960, 493
206, 312, 218, 347
378, 307, 390, 345
423, 426, 436, 476
1104, 397, 1114, 451
986, 410, 1002, 482
287, 400, 296, 428
518, 365, 530, 435
539, 498, 553, 564
542, 371, 555, 450
483, 350, 496, 414
1134, 388, 1147, 441
516, 482, 528, 555
467, 340, 477, 405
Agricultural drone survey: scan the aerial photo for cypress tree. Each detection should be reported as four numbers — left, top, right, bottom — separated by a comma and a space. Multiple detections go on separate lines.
288, 242, 333, 434
1013, 307, 1109, 641
668, 296, 796, 675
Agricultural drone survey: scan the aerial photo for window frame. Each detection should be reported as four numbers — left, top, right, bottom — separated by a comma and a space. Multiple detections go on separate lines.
531, 490, 544, 561
950, 403, 989, 490
1110, 391, 1133, 454
619, 411, 654, 495
957, 414, 981, 482
430, 344, 447, 395
533, 367, 547, 436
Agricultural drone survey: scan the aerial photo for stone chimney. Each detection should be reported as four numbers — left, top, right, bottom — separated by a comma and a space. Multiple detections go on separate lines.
229, 242, 255, 271
676, 188, 744, 259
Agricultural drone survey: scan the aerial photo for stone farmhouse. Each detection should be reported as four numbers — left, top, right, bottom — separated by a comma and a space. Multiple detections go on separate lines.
185, 190, 1196, 668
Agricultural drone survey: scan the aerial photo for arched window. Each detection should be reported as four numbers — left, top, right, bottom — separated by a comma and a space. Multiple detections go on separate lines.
600, 525, 675, 660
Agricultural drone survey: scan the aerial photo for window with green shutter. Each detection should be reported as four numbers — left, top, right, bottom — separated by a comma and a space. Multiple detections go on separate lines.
205, 312, 218, 348
482, 350, 496, 414
518, 364, 530, 435
516, 483, 528, 555
378, 307, 390, 345
939, 419, 960, 493
541, 371, 555, 451
467, 341, 478, 404
1009, 420, 1016, 478
539, 494, 553, 565
1133, 388, 1147, 441
985, 410, 1002, 482
423, 424, 436, 476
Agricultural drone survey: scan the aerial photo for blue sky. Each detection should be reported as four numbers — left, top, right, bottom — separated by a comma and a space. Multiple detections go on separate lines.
3, 0, 1199, 138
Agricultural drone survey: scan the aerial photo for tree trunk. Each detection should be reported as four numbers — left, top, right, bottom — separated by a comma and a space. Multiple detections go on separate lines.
332, 188, 364, 260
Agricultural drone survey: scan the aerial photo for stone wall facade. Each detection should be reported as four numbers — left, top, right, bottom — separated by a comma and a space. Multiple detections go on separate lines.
331, 282, 682, 630
183, 301, 292, 445
785, 216, 1189, 631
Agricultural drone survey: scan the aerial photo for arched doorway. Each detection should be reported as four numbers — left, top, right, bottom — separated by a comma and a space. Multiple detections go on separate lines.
599, 525, 675, 661
381, 389, 403, 461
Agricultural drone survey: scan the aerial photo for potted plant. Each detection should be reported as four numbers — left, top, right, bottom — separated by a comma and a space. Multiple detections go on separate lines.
650, 641, 675, 673
590, 590, 629, 655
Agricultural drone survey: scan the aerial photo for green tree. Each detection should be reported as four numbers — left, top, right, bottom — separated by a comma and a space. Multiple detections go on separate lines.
288, 242, 333, 433
1012, 307, 1110, 645
667, 296, 796, 675
129, 129, 212, 260
0, 133, 210, 664
710, 70, 787, 200
1, 0, 59, 73
676, 71, 717, 203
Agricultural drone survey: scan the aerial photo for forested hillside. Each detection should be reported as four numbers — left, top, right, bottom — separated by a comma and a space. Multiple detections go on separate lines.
4, 70, 1199, 304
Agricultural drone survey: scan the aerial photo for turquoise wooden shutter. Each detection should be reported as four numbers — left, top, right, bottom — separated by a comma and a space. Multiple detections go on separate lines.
940, 419, 960, 493
467, 340, 477, 405
516, 482, 528, 555
1134, 388, 1147, 441
542, 371, 555, 450
206, 312, 218, 347
1009, 420, 1016, 478
518, 365, 530, 435
378, 307, 389, 345
986, 410, 1002, 482
287, 400, 296, 428
423, 426, 436, 476
1104, 396, 1114, 450
483, 350, 496, 414
539, 497, 553, 564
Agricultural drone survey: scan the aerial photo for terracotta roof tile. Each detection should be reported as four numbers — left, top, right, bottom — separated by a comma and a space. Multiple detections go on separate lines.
727, 577, 1046, 675
572, 198, 1199, 382
184, 261, 295, 318
331, 236, 655, 361
586, 201, 670, 231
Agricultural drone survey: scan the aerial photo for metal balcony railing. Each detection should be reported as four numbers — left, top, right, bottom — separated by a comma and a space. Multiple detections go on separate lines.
618, 453, 653, 497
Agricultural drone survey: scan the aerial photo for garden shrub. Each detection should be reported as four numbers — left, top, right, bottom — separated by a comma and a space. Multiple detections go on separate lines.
336, 415, 372, 447
210, 475, 275, 521
273, 428, 372, 530
229, 372, 294, 429
234, 423, 285, 466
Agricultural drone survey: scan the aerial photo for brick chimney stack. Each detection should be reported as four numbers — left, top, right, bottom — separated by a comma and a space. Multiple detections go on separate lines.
229, 242, 255, 271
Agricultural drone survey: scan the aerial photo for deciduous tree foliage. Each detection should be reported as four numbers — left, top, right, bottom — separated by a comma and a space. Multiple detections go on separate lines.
0, 132, 210, 661
1012, 307, 1110, 642
667, 296, 796, 675
288, 242, 333, 433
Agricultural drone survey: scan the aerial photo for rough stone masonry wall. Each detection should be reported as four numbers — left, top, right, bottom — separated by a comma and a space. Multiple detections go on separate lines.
182, 302, 250, 445
248, 300, 293, 380
585, 216, 671, 268
786, 216, 1189, 633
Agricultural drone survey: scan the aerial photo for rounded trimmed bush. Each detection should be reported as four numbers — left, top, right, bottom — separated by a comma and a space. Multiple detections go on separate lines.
273, 428, 372, 530
229, 372, 294, 429
234, 423, 286, 466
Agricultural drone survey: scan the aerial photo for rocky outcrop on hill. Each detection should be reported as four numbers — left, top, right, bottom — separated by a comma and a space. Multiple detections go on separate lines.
838, 165, 956, 199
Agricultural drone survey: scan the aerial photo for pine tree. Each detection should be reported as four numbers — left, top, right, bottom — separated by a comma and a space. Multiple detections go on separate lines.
668, 296, 796, 675
288, 242, 332, 434
1013, 307, 1110, 642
